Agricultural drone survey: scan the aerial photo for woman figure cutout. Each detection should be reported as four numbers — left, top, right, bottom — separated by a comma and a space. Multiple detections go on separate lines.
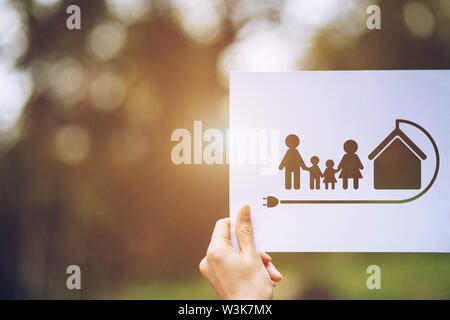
337, 140, 364, 189
323, 159, 338, 190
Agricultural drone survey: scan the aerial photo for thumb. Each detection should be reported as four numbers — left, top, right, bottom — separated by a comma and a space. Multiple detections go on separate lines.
235, 205, 257, 255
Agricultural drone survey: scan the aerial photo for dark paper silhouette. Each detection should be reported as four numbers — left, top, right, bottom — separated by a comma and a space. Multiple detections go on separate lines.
279, 134, 306, 189
306, 156, 322, 189
267, 120, 439, 208
323, 159, 338, 190
337, 140, 364, 189
368, 124, 426, 189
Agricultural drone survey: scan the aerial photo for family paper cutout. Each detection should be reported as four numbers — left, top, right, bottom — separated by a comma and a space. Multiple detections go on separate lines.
264, 119, 439, 207
279, 137, 364, 190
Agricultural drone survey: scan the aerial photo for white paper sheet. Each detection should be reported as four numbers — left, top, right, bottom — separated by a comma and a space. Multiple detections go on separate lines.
229, 70, 450, 252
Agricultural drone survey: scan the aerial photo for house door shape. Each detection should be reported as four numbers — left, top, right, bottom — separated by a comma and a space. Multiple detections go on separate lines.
368, 123, 427, 189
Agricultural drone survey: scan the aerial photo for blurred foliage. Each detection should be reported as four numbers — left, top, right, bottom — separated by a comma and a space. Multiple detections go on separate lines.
0, 0, 449, 299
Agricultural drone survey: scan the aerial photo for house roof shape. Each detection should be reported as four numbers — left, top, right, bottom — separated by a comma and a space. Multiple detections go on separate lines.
368, 127, 427, 160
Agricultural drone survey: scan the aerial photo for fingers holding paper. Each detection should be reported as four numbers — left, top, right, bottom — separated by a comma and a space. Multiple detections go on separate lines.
199, 205, 282, 299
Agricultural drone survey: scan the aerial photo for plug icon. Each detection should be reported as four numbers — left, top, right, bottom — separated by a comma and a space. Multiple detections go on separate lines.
263, 196, 279, 208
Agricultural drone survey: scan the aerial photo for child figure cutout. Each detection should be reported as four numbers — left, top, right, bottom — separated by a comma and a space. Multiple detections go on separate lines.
306, 156, 322, 190
337, 140, 364, 189
279, 134, 306, 189
323, 159, 338, 190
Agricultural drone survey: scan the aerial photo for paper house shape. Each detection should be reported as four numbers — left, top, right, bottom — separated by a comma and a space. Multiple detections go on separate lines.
368, 127, 426, 189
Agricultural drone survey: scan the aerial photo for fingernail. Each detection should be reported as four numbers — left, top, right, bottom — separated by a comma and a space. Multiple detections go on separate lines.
268, 262, 283, 280
240, 205, 251, 220
260, 252, 272, 262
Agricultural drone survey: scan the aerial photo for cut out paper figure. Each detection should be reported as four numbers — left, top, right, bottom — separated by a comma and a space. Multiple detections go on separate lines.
279, 134, 306, 189
323, 159, 338, 190
306, 156, 322, 190
368, 121, 426, 189
337, 140, 364, 189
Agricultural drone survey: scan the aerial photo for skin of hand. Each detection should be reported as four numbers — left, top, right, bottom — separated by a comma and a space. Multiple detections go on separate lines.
199, 205, 283, 300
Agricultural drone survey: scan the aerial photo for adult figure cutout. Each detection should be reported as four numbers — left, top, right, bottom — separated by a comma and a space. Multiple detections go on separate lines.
279, 134, 306, 189
337, 140, 364, 189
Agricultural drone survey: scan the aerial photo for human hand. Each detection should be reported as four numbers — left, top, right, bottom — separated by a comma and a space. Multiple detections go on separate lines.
199, 205, 283, 300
